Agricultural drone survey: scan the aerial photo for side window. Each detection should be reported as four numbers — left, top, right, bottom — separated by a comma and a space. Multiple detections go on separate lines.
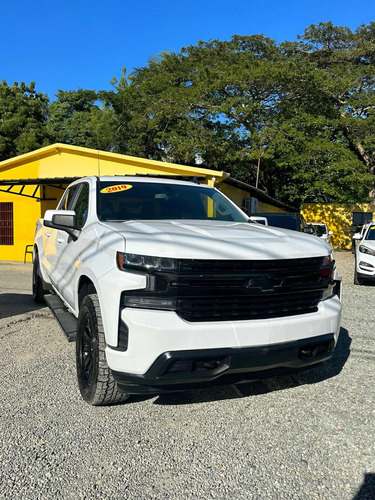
72, 183, 89, 229
58, 184, 80, 210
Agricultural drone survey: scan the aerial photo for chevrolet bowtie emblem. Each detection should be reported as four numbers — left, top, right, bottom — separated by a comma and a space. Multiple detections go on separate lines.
246, 275, 284, 292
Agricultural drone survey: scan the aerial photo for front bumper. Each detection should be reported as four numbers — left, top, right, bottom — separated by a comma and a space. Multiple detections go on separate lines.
357, 271, 375, 282
106, 295, 341, 382
356, 250, 375, 279
112, 333, 335, 394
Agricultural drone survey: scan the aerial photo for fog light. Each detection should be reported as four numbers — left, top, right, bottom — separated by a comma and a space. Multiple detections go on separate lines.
359, 261, 374, 269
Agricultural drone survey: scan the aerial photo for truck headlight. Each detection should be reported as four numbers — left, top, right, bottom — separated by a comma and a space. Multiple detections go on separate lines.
117, 252, 177, 271
359, 245, 375, 256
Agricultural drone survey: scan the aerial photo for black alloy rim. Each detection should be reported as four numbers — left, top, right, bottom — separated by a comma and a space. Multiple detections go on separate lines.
80, 314, 95, 384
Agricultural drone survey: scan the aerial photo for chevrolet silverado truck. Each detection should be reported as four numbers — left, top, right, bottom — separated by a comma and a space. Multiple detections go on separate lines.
33, 176, 342, 405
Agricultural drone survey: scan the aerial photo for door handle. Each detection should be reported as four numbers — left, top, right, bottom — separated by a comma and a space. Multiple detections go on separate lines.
45, 232, 52, 237
57, 237, 65, 244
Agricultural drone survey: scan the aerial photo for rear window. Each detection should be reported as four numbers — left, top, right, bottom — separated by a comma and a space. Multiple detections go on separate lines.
97, 181, 247, 223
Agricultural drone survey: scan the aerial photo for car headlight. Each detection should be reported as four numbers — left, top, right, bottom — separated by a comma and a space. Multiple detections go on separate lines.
359, 245, 375, 256
117, 252, 177, 271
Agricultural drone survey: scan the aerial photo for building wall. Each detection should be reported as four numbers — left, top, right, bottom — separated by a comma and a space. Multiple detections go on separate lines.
0, 188, 42, 261
257, 202, 286, 213
220, 183, 287, 214
0, 185, 64, 261
302, 203, 375, 249
220, 183, 248, 209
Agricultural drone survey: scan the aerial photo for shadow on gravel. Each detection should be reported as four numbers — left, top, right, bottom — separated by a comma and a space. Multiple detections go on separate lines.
352, 474, 375, 499
0, 293, 46, 319
153, 326, 351, 406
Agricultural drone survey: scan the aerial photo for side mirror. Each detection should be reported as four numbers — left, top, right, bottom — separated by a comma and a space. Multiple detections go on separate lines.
43, 210, 80, 240
328, 231, 333, 235
303, 226, 315, 235
353, 233, 362, 241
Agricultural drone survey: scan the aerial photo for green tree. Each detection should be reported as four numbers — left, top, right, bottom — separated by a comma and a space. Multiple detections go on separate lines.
107, 25, 375, 204
47, 89, 118, 151
0, 80, 51, 161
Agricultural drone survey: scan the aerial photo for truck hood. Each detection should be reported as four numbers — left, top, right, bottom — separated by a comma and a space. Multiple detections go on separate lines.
101, 220, 332, 260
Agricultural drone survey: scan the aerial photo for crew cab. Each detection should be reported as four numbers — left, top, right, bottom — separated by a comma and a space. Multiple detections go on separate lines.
33, 176, 342, 405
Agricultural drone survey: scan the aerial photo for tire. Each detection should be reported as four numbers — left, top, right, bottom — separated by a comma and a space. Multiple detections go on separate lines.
76, 294, 129, 406
32, 254, 47, 303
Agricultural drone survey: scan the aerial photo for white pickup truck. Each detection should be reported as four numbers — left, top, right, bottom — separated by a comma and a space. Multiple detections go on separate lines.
33, 176, 342, 405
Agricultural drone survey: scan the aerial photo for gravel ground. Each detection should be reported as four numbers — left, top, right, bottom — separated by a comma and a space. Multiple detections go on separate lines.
0, 252, 374, 499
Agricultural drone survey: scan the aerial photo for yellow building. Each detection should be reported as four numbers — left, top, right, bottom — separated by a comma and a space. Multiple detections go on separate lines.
302, 202, 375, 249
0, 143, 291, 261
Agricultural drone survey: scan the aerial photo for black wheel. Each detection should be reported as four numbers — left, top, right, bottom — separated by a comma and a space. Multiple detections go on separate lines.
76, 294, 129, 406
32, 254, 47, 303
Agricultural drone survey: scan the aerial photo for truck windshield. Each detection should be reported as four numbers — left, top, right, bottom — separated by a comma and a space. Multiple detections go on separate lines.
98, 181, 248, 222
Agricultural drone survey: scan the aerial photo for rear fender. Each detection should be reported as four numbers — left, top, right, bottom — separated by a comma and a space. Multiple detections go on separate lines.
33, 244, 52, 287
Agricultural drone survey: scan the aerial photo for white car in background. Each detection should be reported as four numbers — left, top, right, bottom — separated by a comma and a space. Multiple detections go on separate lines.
351, 223, 371, 254
353, 223, 375, 285
309, 223, 333, 243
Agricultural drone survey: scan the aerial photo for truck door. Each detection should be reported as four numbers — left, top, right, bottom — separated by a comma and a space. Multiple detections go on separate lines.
43, 183, 81, 287
51, 183, 89, 307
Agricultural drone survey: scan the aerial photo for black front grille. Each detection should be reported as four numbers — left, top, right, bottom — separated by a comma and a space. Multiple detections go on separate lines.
177, 257, 325, 273
122, 256, 334, 322
177, 290, 322, 322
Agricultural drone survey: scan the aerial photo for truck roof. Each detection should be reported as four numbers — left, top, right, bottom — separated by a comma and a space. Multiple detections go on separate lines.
75, 175, 213, 188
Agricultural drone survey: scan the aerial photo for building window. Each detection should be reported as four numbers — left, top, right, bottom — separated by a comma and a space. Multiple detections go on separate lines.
0, 202, 14, 245
352, 212, 373, 226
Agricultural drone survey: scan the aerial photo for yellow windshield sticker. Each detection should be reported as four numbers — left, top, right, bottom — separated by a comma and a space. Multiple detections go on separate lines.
100, 184, 133, 194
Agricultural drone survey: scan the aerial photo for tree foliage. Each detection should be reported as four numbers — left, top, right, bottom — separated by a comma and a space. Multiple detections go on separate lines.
103, 23, 375, 204
0, 81, 51, 161
47, 89, 118, 150
2, 22, 375, 205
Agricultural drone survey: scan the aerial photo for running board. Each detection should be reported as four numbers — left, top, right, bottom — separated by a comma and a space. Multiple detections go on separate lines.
44, 294, 77, 342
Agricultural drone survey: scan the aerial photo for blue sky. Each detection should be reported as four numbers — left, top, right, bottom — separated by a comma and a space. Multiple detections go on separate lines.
1, 0, 374, 99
